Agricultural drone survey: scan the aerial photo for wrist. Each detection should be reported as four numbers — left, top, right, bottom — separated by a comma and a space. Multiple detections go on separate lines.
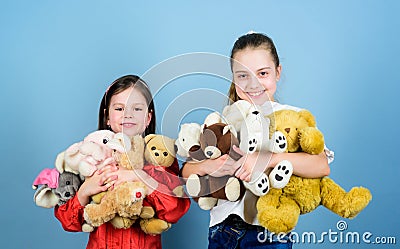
77, 189, 90, 206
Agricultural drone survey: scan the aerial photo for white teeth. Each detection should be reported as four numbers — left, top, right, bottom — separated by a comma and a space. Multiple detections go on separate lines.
248, 90, 264, 97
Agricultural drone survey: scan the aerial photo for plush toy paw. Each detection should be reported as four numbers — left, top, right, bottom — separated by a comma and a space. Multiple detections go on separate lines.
257, 190, 301, 234
81, 223, 94, 233
269, 160, 293, 189
243, 172, 270, 196
110, 216, 136, 229
140, 218, 171, 235
225, 177, 242, 201
173, 185, 184, 197
269, 131, 287, 153
140, 206, 155, 219
198, 197, 218, 210
339, 187, 372, 218
299, 127, 325, 155
185, 174, 201, 197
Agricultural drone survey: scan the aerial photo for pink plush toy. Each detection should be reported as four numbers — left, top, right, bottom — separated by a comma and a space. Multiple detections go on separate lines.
57, 130, 118, 177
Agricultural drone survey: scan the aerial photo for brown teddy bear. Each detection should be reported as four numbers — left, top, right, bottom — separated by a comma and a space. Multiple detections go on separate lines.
185, 122, 247, 210
256, 109, 372, 234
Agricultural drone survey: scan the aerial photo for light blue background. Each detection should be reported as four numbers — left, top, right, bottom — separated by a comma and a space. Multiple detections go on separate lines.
1, 0, 399, 248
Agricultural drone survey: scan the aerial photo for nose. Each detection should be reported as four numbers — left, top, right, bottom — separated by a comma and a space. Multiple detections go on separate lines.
285, 128, 290, 133
248, 74, 260, 88
124, 108, 133, 117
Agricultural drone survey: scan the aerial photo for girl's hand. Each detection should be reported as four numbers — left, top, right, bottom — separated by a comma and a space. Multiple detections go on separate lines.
206, 154, 241, 177
111, 167, 147, 186
77, 165, 118, 206
233, 145, 273, 182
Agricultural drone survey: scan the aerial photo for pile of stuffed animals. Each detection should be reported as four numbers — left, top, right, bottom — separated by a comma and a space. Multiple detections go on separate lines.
33, 99, 373, 235
174, 100, 372, 234
32, 130, 183, 235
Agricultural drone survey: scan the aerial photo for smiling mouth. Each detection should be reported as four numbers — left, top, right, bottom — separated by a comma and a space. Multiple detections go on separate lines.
247, 90, 265, 97
122, 123, 136, 127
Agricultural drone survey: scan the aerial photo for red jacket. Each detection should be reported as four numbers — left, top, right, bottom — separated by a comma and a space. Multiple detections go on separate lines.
54, 161, 190, 249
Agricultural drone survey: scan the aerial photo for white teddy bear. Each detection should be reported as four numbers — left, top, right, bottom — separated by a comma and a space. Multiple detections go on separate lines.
222, 100, 293, 193
174, 123, 202, 160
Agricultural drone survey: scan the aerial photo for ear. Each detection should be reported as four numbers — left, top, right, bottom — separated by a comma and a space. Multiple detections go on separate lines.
223, 124, 237, 137
200, 124, 207, 134
275, 64, 282, 82
34, 185, 59, 208
299, 110, 317, 127
144, 134, 156, 143
146, 111, 152, 127
55, 151, 65, 173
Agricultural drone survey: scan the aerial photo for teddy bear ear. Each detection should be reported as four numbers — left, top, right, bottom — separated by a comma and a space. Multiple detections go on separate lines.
200, 124, 207, 134
299, 110, 317, 127
223, 124, 237, 137
144, 134, 157, 144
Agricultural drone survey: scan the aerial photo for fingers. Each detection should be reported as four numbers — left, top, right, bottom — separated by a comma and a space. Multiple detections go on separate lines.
234, 155, 251, 181
100, 180, 116, 191
232, 145, 244, 156
97, 164, 118, 175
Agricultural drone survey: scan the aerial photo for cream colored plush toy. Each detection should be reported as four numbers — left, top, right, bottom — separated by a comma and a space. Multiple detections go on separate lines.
256, 109, 372, 234
57, 130, 116, 177
83, 134, 155, 231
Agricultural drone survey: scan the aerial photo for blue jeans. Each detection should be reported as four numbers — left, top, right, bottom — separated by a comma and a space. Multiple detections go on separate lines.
208, 215, 292, 249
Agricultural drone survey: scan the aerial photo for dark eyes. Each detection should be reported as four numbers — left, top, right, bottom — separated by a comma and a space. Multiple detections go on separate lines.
114, 107, 143, 111
151, 146, 156, 150
103, 137, 109, 144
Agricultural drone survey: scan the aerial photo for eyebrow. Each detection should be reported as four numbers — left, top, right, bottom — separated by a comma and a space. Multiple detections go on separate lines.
257, 67, 272, 71
111, 102, 146, 106
234, 67, 272, 74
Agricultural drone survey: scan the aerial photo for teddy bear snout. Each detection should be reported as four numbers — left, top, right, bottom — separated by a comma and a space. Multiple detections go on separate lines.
174, 144, 178, 154
285, 128, 290, 133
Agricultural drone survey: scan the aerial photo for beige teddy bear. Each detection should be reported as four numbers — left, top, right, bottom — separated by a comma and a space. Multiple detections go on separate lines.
83, 134, 155, 230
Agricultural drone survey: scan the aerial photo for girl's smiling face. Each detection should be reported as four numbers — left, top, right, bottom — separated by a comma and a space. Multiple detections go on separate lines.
232, 47, 281, 105
107, 86, 151, 136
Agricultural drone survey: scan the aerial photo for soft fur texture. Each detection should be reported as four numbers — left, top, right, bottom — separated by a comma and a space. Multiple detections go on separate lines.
144, 134, 184, 198
32, 169, 82, 208
175, 123, 202, 160
256, 109, 372, 234
84, 133, 172, 235
58, 130, 117, 176
185, 122, 247, 210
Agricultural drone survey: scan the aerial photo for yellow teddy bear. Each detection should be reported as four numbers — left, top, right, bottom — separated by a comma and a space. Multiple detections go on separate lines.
256, 109, 372, 234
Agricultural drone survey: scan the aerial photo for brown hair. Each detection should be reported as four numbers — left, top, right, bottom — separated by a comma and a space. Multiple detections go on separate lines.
228, 33, 280, 103
98, 75, 156, 135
